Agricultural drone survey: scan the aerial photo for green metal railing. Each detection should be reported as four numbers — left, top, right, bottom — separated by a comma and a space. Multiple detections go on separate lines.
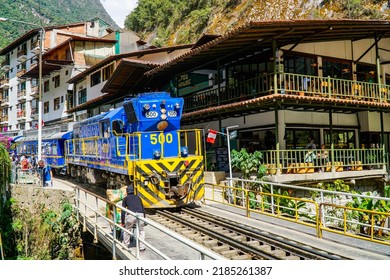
262, 147, 385, 175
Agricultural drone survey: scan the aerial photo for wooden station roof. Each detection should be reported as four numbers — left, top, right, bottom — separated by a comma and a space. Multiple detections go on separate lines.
145, 19, 390, 84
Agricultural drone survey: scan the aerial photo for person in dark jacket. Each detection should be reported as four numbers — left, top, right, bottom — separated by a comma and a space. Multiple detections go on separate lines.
121, 185, 146, 251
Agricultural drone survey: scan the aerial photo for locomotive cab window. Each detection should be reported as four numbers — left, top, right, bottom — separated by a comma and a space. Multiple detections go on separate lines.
101, 121, 109, 138
112, 120, 123, 135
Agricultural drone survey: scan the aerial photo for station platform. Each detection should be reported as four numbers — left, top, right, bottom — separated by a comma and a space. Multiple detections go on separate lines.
52, 178, 390, 260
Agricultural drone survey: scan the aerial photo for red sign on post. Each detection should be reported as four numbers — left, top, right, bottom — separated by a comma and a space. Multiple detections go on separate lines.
206, 129, 217, 144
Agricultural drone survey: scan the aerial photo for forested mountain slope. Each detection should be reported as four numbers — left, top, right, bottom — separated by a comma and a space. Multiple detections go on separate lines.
0, 0, 117, 49
125, 0, 390, 46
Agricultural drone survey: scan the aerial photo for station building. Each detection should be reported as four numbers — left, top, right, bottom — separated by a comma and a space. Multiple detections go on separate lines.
3, 19, 390, 184
71, 20, 390, 183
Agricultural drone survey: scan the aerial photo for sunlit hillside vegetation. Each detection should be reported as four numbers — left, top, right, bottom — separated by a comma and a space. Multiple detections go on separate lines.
0, 0, 117, 49
125, 0, 390, 46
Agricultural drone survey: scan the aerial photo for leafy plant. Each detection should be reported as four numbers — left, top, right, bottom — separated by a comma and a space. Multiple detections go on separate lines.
231, 148, 266, 179
347, 188, 390, 237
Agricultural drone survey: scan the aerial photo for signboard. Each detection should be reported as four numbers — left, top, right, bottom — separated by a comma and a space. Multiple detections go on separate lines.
177, 73, 210, 96
216, 147, 229, 172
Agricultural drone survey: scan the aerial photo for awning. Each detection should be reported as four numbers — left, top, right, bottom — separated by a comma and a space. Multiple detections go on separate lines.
22, 59, 73, 79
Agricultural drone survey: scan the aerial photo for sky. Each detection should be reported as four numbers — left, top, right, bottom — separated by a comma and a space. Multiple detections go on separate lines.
100, 0, 138, 28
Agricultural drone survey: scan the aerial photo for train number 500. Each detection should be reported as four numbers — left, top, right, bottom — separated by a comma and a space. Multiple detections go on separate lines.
150, 133, 173, 145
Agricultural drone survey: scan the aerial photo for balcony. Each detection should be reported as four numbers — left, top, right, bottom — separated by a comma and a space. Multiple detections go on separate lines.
17, 90, 27, 101
30, 41, 40, 54
0, 115, 8, 124
0, 78, 10, 89
183, 73, 390, 113
30, 85, 39, 98
0, 97, 9, 107
31, 107, 38, 119
260, 147, 386, 183
17, 110, 26, 122
1, 60, 10, 71
17, 49, 27, 62
17, 69, 27, 80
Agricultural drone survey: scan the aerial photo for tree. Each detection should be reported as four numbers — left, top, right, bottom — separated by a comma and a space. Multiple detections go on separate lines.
0, 142, 12, 258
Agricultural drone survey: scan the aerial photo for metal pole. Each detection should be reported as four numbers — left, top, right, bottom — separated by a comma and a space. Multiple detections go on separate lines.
37, 29, 44, 160
226, 125, 238, 187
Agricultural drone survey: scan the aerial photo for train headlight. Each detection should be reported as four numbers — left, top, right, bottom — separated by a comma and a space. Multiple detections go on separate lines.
145, 111, 158, 118
160, 108, 166, 114
180, 146, 188, 157
157, 121, 168, 130
143, 103, 150, 111
168, 110, 177, 117
174, 102, 180, 109
161, 113, 167, 120
153, 149, 161, 160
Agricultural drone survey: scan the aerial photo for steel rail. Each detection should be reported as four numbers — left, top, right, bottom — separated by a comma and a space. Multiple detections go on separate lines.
183, 208, 346, 260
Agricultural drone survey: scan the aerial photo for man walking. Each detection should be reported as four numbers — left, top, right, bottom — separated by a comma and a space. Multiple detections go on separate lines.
121, 185, 146, 251
37, 159, 53, 187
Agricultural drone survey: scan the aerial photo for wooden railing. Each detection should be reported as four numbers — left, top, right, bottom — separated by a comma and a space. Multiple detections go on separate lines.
17, 90, 26, 99
183, 73, 390, 112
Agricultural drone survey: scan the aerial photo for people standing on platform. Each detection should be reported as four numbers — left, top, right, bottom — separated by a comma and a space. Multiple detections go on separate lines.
317, 144, 329, 172
30, 154, 38, 170
20, 155, 31, 170
37, 159, 53, 187
304, 147, 316, 163
121, 185, 146, 251
305, 137, 316, 149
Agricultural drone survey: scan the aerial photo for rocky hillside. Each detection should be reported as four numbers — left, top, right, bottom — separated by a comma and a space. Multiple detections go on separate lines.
125, 0, 390, 46
0, 0, 117, 48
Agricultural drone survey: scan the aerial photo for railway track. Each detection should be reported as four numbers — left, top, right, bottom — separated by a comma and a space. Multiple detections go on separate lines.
148, 208, 347, 260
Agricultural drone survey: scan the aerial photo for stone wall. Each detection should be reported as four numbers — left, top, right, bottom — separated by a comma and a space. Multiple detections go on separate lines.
10, 184, 75, 212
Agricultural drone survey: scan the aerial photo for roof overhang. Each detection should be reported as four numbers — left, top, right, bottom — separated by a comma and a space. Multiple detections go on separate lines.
22, 59, 73, 79
145, 19, 390, 83
182, 94, 390, 125
101, 58, 159, 94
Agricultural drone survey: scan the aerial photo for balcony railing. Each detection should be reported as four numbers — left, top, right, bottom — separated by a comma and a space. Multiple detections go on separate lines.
1, 60, 10, 71
17, 69, 27, 78
17, 110, 26, 118
17, 90, 26, 99
17, 49, 27, 62
0, 97, 9, 105
261, 147, 384, 175
0, 78, 10, 89
183, 73, 390, 112
0, 116, 8, 123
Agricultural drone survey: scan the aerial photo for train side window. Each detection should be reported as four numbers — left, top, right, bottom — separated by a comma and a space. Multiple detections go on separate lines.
101, 122, 109, 138
52, 143, 58, 154
112, 120, 123, 135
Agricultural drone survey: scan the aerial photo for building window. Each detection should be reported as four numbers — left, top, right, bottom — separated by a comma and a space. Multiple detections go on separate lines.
78, 88, 87, 105
44, 101, 49, 113
102, 64, 114, 81
90, 71, 101, 87
44, 80, 50, 92
54, 75, 60, 88
54, 97, 60, 110
61, 96, 64, 103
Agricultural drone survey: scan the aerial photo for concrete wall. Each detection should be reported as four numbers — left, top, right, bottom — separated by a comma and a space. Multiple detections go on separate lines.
10, 184, 75, 212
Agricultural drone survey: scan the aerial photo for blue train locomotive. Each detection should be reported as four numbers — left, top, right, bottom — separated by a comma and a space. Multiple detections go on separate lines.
65, 92, 204, 208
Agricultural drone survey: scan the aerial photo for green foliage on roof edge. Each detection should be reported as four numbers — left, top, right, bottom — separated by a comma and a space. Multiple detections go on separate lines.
125, 0, 390, 47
